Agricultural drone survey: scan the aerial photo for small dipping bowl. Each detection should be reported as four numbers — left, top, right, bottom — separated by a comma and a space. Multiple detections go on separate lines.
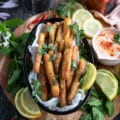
92, 27, 120, 66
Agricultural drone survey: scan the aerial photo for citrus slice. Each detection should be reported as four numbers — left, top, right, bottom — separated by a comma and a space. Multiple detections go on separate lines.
72, 9, 93, 29
81, 62, 97, 91
95, 71, 118, 100
82, 18, 103, 38
74, 3, 84, 9
98, 69, 116, 80
21, 87, 41, 116
15, 88, 40, 119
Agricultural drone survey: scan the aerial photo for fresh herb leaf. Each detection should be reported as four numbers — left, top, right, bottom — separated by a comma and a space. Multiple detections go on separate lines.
38, 48, 46, 55
69, 23, 84, 47
7, 69, 20, 85
80, 113, 92, 120
105, 100, 114, 117
71, 60, 77, 70
3, 18, 24, 29
92, 107, 105, 120
87, 98, 102, 107
48, 44, 57, 51
32, 80, 42, 97
114, 34, 120, 44
46, 25, 53, 32
0, 46, 12, 55
57, 0, 77, 18
91, 88, 102, 98
50, 54, 57, 61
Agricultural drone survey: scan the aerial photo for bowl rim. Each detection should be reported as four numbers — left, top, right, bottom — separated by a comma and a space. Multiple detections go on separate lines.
23, 18, 94, 115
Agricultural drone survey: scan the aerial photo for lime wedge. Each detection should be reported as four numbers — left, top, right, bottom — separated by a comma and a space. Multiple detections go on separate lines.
81, 62, 97, 91
95, 71, 118, 101
82, 18, 103, 38
21, 87, 41, 116
15, 88, 40, 119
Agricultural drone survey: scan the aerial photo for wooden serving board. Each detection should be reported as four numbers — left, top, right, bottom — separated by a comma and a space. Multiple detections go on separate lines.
0, 13, 120, 120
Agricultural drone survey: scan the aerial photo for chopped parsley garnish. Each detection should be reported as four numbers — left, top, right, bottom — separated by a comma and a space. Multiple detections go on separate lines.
32, 80, 42, 97
38, 44, 57, 55
114, 34, 120, 44
46, 25, 53, 32
50, 54, 57, 61
71, 60, 77, 70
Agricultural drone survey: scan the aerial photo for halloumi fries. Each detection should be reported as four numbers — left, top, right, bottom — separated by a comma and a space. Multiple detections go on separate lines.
32, 19, 87, 107
68, 59, 86, 103
67, 46, 79, 89
62, 47, 72, 81
44, 53, 60, 97
33, 33, 45, 73
39, 64, 48, 101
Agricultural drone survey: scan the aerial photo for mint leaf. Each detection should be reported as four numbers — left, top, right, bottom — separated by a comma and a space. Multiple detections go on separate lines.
114, 34, 120, 44
7, 69, 20, 85
88, 98, 102, 107
0, 46, 12, 55
105, 100, 114, 117
80, 113, 92, 120
3, 18, 24, 29
91, 89, 102, 97
92, 107, 105, 120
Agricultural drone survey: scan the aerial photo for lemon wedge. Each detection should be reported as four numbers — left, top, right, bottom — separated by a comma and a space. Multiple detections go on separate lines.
72, 9, 93, 29
21, 87, 41, 116
95, 70, 118, 101
82, 18, 103, 38
15, 88, 41, 119
81, 62, 97, 91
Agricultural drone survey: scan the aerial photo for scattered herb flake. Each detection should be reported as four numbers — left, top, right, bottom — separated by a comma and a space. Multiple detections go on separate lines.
114, 34, 120, 44
50, 54, 57, 61
71, 60, 77, 70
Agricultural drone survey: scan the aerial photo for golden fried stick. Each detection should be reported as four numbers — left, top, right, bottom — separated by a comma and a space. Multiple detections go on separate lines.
44, 53, 59, 97
33, 33, 45, 73
59, 77, 67, 107
48, 23, 57, 44
67, 46, 79, 89
53, 52, 62, 74
62, 47, 72, 81
58, 40, 65, 53
67, 59, 86, 103
63, 18, 73, 48
39, 64, 48, 101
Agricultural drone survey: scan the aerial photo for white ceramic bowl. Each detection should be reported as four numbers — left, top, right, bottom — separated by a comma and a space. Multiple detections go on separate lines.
92, 27, 120, 66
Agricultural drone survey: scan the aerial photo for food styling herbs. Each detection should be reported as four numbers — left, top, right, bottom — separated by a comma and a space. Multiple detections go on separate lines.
57, 0, 80, 18
0, 19, 29, 96
114, 34, 120, 44
80, 88, 115, 120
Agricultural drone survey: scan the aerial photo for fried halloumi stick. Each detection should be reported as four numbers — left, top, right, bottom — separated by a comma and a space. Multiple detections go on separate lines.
62, 47, 72, 81
67, 59, 86, 103
44, 53, 59, 97
58, 40, 65, 53
63, 18, 72, 48
59, 77, 67, 107
53, 52, 62, 74
33, 33, 45, 73
67, 46, 79, 89
48, 23, 57, 44
39, 64, 48, 101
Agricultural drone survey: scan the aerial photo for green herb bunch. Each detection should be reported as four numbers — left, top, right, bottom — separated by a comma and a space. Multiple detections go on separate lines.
57, 0, 77, 18
0, 19, 29, 96
80, 88, 115, 120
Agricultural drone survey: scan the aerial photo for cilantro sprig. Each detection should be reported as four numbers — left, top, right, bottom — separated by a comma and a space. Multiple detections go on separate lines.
114, 34, 120, 44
